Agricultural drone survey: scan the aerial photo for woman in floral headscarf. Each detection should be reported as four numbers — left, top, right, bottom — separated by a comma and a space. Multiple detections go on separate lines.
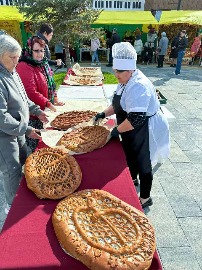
17, 36, 64, 152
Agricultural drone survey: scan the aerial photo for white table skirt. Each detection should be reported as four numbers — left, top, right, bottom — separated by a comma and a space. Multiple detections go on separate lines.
57, 85, 105, 100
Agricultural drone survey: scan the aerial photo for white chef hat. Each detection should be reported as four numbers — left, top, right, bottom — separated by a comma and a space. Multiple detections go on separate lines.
112, 42, 137, 70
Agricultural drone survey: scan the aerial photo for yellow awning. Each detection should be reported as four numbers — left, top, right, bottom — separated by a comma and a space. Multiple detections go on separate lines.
0, 6, 25, 21
159, 10, 202, 25
93, 11, 158, 25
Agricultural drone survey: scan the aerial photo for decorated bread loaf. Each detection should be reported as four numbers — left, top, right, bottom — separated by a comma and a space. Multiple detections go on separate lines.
57, 125, 110, 154
24, 147, 82, 199
52, 189, 156, 270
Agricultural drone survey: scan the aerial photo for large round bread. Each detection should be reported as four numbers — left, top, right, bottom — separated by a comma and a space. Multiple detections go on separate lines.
56, 125, 110, 153
24, 147, 82, 199
52, 189, 156, 270
66, 74, 103, 86
50, 110, 96, 130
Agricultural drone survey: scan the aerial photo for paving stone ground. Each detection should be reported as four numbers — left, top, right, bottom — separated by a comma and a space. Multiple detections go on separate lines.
1, 62, 202, 269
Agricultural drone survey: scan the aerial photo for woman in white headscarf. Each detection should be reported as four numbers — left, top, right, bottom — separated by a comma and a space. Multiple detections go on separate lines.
94, 42, 170, 209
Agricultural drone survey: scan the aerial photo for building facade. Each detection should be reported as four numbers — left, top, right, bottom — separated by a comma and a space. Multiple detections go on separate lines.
93, 0, 145, 10
0, 0, 145, 10
0, 0, 13, 5
1, 0, 201, 10
144, 0, 202, 10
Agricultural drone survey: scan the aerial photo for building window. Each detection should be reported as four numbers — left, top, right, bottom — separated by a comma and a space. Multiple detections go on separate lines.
136, 1, 139, 8
139, 2, 141, 8
128, 2, 130, 8
101, 1, 104, 8
132, 2, 135, 8
109, 1, 112, 8
120, 1, 122, 8
114, 1, 116, 8
98, 0, 100, 8
95, 1, 97, 8
124, 1, 127, 8
106, 1, 108, 8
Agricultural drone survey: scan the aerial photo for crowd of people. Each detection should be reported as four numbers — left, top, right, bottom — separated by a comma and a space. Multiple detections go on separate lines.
0, 22, 201, 215
79, 26, 201, 71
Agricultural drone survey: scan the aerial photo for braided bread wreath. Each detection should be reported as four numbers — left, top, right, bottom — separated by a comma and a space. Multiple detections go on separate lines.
24, 147, 82, 199
52, 189, 156, 270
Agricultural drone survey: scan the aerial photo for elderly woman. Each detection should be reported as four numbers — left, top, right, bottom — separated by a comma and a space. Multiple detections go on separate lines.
0, 34, 48, 214
17, 36, 64, 152
156, 32, 169, 68
94, 42, 170, 209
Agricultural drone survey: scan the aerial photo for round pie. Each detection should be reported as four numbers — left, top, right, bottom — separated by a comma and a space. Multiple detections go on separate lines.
24, 147, 82, 199
67, 75, 103, 86
52, 189, 156, 270
50, 110, 96, 130
56, 126, 110, 154
72, 64, 103, 76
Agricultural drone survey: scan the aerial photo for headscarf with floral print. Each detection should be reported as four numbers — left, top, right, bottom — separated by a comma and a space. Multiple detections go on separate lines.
19, 36, 56, 103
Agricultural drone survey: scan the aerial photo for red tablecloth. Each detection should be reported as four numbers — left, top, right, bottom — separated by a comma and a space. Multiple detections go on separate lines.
0, 139, 162, 270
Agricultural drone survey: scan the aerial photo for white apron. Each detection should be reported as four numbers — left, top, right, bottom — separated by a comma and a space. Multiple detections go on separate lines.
149, 109, 170, 166
120, 69, 170, 167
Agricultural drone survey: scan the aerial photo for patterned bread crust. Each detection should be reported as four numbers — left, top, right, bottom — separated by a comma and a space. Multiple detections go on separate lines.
57, 126, 110, 153
67, 75, 103, 86
24, 147, 82, 199
50, 110, 96, 130
52, 189, 156, 270
73, 67, 103, 77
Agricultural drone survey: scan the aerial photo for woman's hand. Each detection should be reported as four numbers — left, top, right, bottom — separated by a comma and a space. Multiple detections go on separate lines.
28, 129, 41, 139
46, 101, 57, 112
48, 103, 57, 112
38, 111, 49, 123
54, 97, 65, 106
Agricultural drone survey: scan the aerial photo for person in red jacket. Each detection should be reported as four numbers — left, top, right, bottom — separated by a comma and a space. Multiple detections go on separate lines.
17, 36, 64, 152
189, 34, 202, 65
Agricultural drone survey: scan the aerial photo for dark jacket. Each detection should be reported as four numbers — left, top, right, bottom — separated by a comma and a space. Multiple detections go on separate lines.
177, 36, 188, 52
171, 35, 179, 49
169, 35, 180, 58
107, 33, 121, 48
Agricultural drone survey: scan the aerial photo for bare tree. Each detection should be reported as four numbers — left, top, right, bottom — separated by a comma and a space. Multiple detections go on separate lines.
14, 0, 102, 67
